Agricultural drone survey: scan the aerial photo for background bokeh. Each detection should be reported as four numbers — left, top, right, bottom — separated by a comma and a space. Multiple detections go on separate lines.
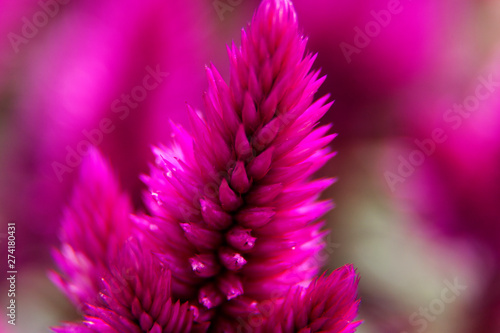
1, 0, 499, 332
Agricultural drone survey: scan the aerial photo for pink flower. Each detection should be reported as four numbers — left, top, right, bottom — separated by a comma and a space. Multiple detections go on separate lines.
261, 265, 360, 333
54, 241, 208, 333
0, 0, 212, 266
50, 148, 134, 309
52, 0, 360, 331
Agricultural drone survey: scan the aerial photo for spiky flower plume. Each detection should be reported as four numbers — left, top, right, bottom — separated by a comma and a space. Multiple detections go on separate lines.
52, 0, 361, 331
54, 240, 208, 333
50, 148, 134, 309
260, 265, 360, 333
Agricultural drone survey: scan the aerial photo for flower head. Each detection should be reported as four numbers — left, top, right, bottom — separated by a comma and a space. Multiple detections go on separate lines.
141, 0, 350, 326
53, 241, 207, 333
261, 265, 360, 333
52, 0, 361, 331
50, 148, 133, 308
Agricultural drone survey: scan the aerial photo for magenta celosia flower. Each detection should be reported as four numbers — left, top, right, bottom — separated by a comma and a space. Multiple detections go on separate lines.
52, 0, 360, 331
261, 265, 360, 332
51, 148, 208, 332
54, 240, 209, 333
49, 148, 134, 309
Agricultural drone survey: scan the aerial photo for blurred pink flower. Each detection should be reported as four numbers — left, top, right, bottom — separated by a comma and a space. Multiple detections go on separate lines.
434, 52, 500, 333
388, 49, 500, 332
0, 0, 213, 264
49, 148, 134, 309
292, 0, 471, 142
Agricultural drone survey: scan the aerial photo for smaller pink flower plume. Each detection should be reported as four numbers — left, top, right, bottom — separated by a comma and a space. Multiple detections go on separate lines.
51, 0, 361, 332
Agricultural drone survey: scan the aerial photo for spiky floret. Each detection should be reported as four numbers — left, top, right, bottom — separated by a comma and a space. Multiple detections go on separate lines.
53, 241, 207, 333
51, 150, 208, 332
50, 148, 134, 308
260, 265, 361, 333
140, 0, 341, 327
